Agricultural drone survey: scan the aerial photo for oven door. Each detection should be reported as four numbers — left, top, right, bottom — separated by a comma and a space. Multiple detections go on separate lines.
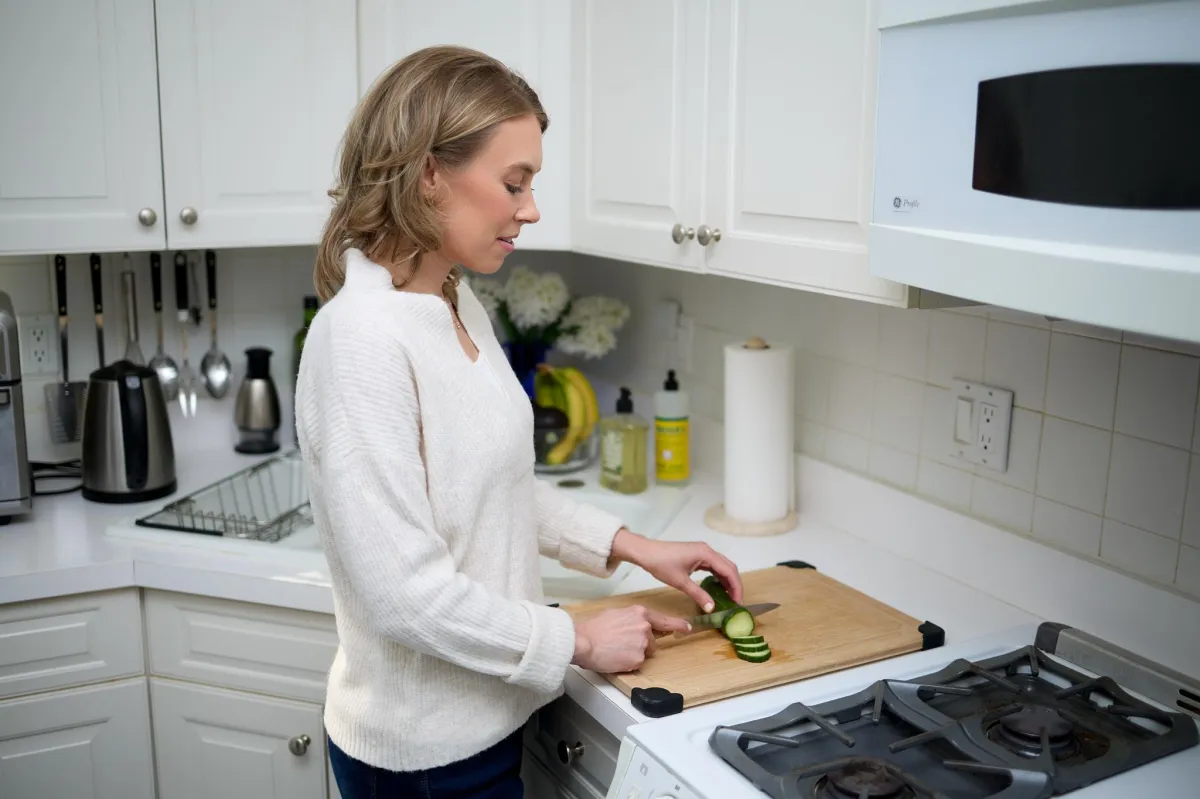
869, 0, 1200, 341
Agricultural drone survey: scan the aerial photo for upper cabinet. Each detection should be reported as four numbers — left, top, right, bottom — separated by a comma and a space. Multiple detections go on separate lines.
0, 0, 166, 255
0, 0, 358, 256
155, 0, 358, 249
571, 0, 914, 306
356, 0, 572, 250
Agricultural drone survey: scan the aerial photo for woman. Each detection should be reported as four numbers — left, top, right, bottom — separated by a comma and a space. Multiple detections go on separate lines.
296, 45, 744, 798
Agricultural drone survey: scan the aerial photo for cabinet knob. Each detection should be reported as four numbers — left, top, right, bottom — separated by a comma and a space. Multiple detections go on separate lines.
179, 207, 199, 225
288, 734, 311, 756
671, 223, 695, 244
556, 739, 584, 766
138, 207, 158, 227
696, 225, 721, 246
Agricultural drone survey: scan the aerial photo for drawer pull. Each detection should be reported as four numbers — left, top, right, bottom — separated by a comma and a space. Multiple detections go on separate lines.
556, 739, 584, 766
288, 734, 311, 756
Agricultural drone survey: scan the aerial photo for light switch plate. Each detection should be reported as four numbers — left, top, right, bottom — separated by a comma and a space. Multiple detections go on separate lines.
950, 378, 1013, 472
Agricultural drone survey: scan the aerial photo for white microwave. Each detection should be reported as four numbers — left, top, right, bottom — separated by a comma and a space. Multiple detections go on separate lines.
870, 0, 1200, 341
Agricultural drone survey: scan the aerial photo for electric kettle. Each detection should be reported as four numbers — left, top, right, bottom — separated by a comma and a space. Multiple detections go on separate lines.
81, 360, 176, 503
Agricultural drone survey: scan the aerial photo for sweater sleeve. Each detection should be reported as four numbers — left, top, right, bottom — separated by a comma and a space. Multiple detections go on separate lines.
534, 479, 624, 578
307, 324, 576, 695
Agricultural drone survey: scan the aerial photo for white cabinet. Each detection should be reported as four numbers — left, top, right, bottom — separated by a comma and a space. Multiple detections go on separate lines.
0, 0, 166, 255
569, 0, 707, 272
571, 0, 920, 305
150, 678, 327, 799
0, 678, 156, 799
0, 0, 358, 255
357, 0, 572, 250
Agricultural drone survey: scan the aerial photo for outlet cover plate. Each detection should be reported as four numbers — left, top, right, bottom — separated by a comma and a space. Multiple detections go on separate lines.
950, 378, 1013, 472
18, 314, 59, 377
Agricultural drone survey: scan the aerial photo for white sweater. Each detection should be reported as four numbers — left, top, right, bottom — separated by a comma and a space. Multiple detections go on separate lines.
294, 249, 624, 772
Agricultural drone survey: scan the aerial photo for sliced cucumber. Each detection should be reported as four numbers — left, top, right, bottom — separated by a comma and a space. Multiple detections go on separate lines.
721, 608, 756, 639
700, 576, 738, 611
736, 647, 772, 663
728, 635, 766, 647
733, 641, 770, 655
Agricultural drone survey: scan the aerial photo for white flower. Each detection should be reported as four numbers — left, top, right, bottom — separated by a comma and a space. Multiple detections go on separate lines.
563, 295, 630, 332
504, 266, 570, 330
470, 278, 504, 322
555, 321, 617, 360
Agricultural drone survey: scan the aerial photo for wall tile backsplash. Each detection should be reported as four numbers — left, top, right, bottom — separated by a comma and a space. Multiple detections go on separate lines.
5, 247, 1199, 600
539, 253, 1200, 600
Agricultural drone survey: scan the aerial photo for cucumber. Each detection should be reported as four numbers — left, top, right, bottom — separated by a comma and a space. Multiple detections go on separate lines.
700, 575, 738, 611
728, 635, 766, 647
733, 641, 770, 654
736, 648, 772, 663
721, 608, 756, 639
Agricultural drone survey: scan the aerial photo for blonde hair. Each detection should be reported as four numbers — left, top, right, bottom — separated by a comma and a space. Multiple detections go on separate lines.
315, 45, 549, 304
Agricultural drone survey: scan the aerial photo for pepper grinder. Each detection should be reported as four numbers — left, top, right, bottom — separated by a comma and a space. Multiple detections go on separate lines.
234, 347, 281, 454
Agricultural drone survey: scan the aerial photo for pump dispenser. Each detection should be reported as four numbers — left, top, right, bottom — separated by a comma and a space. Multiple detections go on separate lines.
598, 387, 648, 494
654, 369, 690, 485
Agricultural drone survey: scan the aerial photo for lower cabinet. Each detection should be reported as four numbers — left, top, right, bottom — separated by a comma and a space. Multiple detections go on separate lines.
0, 677, 156, 799
150, 678, 328, 799
521, 745, 589, 799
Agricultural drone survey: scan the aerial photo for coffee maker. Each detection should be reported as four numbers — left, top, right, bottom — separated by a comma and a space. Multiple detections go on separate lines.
0, 291, 32, 524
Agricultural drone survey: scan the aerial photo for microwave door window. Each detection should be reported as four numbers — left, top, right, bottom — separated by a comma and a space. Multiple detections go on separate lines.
972, 63, 1200, 210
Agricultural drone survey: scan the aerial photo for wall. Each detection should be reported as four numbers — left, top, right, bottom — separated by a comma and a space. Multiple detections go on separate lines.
537, 254, 1200, 601
2, 249, 319, 462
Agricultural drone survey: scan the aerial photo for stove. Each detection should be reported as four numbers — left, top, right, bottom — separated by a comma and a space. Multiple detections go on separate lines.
607, 622, 1200, 799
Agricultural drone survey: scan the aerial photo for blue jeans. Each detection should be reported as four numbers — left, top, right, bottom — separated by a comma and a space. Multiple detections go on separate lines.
327, 727, 525, 799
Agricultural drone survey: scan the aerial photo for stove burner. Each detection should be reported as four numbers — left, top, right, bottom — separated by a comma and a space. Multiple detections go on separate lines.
988, 705, 1082, 760
820, 759, 911, 798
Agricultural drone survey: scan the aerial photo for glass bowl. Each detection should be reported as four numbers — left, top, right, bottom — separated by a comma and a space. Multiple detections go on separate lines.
534, 425, 599, 474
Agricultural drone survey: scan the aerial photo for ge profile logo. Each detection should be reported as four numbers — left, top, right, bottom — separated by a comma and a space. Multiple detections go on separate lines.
893, 197, 902, 208
891, 196, 920, 213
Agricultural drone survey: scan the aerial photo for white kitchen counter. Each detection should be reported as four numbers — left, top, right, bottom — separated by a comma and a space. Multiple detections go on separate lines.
2, 402, 1196, 742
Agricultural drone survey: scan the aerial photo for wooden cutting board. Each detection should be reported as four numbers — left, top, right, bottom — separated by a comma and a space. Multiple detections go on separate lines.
561, 562, 940, 712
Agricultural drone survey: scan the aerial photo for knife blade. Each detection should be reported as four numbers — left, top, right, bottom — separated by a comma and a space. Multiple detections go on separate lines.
674, 602, 780, 638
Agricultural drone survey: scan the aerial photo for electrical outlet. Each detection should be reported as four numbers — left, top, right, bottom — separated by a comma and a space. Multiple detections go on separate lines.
18, 315, 59, 377
950, 378, 1013, 472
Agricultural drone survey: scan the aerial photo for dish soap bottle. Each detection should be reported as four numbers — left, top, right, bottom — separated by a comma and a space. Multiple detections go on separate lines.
599, 387, 648, 494
654, 369, 690, 485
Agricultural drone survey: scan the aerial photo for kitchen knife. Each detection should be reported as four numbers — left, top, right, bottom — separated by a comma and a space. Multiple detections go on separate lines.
672, 602, 780, 638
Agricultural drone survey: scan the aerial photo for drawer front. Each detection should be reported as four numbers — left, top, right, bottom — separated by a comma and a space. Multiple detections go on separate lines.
526, 695, 619, 798
145, 590, 338, 703
0, 588, 144, 699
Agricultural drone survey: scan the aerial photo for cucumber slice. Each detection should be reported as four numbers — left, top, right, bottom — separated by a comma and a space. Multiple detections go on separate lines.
733, 641, 770, 654
722, 608, 756, 639
736, 647, 772, 663
728, 635, 766, 647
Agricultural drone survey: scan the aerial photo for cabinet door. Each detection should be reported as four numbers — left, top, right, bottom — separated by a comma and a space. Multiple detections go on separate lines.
0, 0, 166, 255
357, 0, 571, 250
570, 0, 707, 271
702, 0, 906, 304
0, 678, 155, 799
154, 0, 358, 249
151, 678, 326, 799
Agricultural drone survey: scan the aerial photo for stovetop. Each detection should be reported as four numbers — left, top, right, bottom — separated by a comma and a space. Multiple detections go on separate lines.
709, 643, 1198, 799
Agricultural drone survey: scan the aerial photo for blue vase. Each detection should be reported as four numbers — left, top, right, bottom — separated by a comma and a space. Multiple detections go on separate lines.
503, 341, 549, 401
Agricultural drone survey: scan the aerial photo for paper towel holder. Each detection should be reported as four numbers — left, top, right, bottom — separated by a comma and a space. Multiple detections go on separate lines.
702, 334, 798, 537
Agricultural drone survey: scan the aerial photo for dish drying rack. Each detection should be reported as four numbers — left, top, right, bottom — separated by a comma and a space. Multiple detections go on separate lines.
135, 450, 311, 543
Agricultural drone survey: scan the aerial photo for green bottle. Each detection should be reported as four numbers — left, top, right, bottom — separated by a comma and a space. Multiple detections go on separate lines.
293, 295, 319, 387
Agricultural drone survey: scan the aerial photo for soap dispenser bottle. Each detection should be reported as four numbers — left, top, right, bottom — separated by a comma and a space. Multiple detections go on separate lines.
599, 387, 648, 494
654, 369, 690, 485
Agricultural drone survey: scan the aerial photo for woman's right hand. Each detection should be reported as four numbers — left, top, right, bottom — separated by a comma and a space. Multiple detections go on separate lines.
571, 605, 691, 673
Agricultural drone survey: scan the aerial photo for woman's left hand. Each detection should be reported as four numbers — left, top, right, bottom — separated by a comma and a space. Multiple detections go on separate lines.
610, 529, 743, 613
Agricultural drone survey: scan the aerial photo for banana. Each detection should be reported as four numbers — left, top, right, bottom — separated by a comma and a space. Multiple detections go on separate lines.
544, 369, 588, 465
557, 367, 599, 437
533, 364, 564, 410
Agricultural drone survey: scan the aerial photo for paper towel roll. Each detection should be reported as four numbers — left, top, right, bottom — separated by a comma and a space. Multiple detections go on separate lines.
705, 336, 797, 536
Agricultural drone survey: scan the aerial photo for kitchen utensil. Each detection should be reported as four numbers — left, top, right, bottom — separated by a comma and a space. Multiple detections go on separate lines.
0, 290, 32, 523
89, 253, 105, 367
234, 347, 281, 454
200, 250, 232, 398
120, 257, 145, 366
43, 255, 88, 443
670, 602, 780, 638
81, 359, 175, 503
174, 252, 198, 417
188, 253, 202, 326
562, 564, 939, 713
148, 252, 179, 402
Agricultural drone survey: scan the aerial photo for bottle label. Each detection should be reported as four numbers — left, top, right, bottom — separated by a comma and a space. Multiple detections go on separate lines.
601, 430, 624, 476
655, 418, 690, 482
